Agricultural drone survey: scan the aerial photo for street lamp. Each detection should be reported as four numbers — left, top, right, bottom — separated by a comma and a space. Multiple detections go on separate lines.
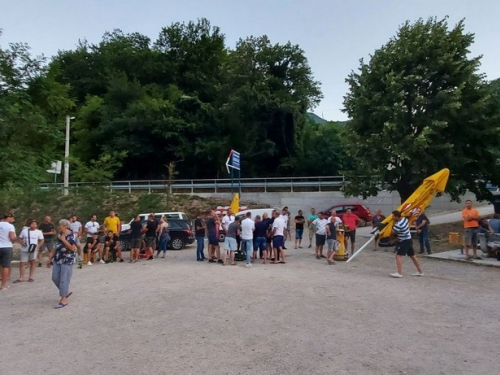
63, 115, 75, 196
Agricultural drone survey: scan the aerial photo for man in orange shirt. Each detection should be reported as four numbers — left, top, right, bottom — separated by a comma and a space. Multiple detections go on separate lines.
462, 200, 481, 261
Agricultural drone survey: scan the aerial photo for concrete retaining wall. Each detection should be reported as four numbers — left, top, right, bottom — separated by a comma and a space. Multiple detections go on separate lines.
197, 191, 488, 217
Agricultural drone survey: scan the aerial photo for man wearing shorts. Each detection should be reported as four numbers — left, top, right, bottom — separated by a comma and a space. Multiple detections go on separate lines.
306, 208, 318, 249
462, 200, 480, 260
16, 219, 44, 282
0, 213, 17, 290
253, 215, 268, 260
144, 214, 158, 260
294, 210, 305, 249
390, 210, 423, 278
312, 212, 329, 259
342, 208, 361, 256
206, 210, 219, 263
223, 218, 241, 266
84, 214, 100, 265
69, 215, 83, 265
129, 214, 143, 263
103, 210, 121, 254
272, 212, 286, 264
38, 215, 56, 267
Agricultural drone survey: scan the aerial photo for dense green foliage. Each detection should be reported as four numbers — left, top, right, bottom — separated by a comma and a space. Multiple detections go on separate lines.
50, 20, 334, 180
343, 18, 500, 201
1, 17, 500, 204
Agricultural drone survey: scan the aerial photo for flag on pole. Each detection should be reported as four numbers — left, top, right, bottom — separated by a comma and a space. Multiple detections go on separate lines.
229, 193, 240, 214
378, 168, 450, 240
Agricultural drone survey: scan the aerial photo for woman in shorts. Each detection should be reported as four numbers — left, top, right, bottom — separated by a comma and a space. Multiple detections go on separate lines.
15, 219, 44, 282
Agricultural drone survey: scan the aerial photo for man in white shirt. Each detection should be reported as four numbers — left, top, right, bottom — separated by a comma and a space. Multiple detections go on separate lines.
241, 212, 255, 267
0, 213, 17, 290
280, 207, 290, 249
313, 212, 329, 259
84, 214, 101, 265
272, 211, 286, 264
15, 219, 44, 282
221, 209, 235, 232
70, 215, 83, 265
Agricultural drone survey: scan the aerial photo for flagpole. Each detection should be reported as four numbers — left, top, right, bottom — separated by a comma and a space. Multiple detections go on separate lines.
346, 233, 377, 263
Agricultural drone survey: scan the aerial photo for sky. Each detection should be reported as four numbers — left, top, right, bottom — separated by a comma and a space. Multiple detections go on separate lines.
1, 0, 499, 121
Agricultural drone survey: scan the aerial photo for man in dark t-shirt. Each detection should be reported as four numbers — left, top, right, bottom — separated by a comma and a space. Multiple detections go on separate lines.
295, 210, 305, 249
254, 215, 269, 260
416, 212, 431, 254
206, 210, 219, 263
145, 214, 158, 260
194, 212, 206, 261
37, 216, 56, 267
372, 209, 386, 251
129, 215, 143, 262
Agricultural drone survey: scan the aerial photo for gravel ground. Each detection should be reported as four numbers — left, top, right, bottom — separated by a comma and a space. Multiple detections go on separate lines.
2, 239, 499, 375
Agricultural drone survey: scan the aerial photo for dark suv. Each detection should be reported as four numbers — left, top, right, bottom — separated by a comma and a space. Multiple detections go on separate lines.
119, 219, 194, 251
322, 203, 372, 227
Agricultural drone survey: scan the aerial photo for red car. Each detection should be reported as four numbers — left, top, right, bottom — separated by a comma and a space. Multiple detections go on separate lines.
322, 203, 373, 227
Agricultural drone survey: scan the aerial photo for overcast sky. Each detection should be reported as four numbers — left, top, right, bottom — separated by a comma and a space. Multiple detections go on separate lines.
1, 0, 499, 121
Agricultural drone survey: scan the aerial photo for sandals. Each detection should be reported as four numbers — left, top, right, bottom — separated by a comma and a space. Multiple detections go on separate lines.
13, 279, 23, 283
54, 302, 68, 309
28, 278, 34, 282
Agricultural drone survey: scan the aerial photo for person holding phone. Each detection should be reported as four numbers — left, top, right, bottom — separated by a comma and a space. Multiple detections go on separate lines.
47, 219, 77, 308
15, 219, 44, 283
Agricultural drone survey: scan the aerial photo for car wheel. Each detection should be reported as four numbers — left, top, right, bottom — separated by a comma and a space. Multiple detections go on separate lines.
119, 240, 130, 251
358, 218, 367, 227
171, 238, 185, 250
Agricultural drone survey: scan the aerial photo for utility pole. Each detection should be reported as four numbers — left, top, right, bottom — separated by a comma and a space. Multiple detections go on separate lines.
63, 115, 74, 196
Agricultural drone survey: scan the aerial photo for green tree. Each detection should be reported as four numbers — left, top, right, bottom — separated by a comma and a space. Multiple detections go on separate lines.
0, 32, 74, 187
343, 18, 500, 202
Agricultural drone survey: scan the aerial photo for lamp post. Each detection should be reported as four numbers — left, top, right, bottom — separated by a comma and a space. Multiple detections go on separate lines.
63, 115, 75, 196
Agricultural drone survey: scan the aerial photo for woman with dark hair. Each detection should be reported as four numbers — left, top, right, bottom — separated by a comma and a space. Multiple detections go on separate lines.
47, 219, 77, 309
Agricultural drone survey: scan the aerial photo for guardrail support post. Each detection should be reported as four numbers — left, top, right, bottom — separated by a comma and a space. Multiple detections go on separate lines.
148, 181, 151, 194
128, 182, 131, 194
191, 180, 194, 195
291, 180, 293, 193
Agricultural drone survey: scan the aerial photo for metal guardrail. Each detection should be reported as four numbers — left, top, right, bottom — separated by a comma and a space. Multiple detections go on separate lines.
40, 176, 347, 194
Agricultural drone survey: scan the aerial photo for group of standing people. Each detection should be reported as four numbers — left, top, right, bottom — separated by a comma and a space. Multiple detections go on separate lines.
194, 208, 289, 266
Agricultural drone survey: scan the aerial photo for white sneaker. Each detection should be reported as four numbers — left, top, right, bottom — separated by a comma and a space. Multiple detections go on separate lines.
87, 261, 92, 266
390, 272, 403, 278
99, 259, 105, 264
411, 272, 424, 277
246, 263, 252, 268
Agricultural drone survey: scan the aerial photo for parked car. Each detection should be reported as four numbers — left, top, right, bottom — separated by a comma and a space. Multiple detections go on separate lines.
322, 203, 372, 227
119, 218, 194, 251
235, 208, 277, 221
121, 212, 189, 232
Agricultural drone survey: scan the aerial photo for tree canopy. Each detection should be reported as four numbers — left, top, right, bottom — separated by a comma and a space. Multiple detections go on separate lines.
50, 20, 325, 180
343, 17, 500, 202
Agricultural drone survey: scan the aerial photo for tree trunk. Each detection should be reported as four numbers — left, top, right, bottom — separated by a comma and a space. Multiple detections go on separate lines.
397, 180, 414, 204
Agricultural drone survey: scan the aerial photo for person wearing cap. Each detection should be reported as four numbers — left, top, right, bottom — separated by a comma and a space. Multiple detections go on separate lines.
0, 213, 17, 290
15, 219, 44, 282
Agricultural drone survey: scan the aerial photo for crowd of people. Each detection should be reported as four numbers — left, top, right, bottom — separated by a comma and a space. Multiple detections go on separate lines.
0, 210, 171, 307
1, 200, 499, 305
194, 207, 365, 267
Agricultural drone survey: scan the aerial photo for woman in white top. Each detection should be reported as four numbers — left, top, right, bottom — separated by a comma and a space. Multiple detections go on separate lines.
15, 219, 44, 282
